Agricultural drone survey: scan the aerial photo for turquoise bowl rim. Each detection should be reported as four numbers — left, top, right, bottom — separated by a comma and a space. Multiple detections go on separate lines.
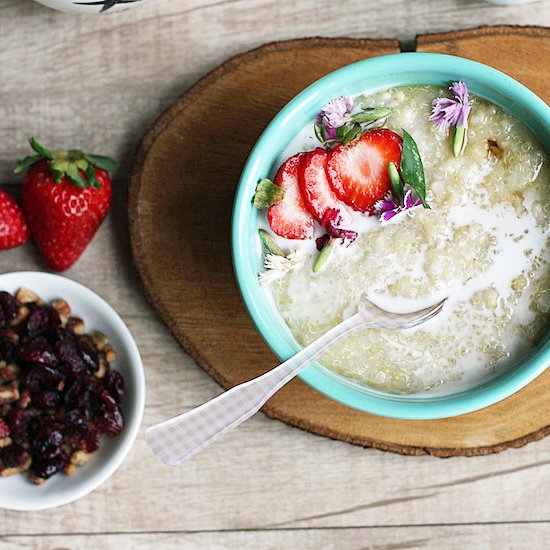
231, 52, 550, 420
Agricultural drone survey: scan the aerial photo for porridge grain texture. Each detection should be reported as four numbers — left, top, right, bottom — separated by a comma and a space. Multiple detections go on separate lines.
269, 86, 550, 394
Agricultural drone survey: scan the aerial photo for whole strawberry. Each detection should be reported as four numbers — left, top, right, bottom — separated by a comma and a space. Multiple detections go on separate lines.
15, 138, 117, 271
0, 190, 30, 250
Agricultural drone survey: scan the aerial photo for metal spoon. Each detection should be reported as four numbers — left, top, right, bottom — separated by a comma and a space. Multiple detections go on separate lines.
146, 295, 446, 465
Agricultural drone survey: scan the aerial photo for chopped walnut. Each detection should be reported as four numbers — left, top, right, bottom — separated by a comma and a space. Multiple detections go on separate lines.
19, 390, 31, 409
91, 331, 109, 351
94, 358, 107, 379
0, 363, 19, 383
11, 305, 29, 327
0, 454, 31, 477
31, 476, 46, 485
67, 317, 85, 335
104, 347, 117, 364
16, 288, 41, 304
52, 299, 71, 317
71, 450, 93, 466
0, 383, 20, 404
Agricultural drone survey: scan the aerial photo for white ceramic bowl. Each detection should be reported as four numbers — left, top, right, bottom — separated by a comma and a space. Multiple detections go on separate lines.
0, 272, 145, 511
32, 0, 151, 15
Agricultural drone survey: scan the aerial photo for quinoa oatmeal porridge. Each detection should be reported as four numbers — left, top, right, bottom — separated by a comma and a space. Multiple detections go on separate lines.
253, 84, 550, 395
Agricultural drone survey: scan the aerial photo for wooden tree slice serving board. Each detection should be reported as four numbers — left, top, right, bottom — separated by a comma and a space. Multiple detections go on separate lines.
129, 26, 550, 457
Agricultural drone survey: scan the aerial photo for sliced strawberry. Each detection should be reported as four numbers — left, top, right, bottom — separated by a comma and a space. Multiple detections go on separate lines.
299, 148, 352, 225
326, 129, 402, 213
268, 153, 315, 239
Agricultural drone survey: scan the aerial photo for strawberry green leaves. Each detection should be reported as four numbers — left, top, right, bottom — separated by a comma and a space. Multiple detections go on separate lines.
253, 178, 285, 208
29, 137, 54, 160
14, 138, 117, 189
14, 155, 42, 175
83, 154, 118, 172
400, 130, 429, 209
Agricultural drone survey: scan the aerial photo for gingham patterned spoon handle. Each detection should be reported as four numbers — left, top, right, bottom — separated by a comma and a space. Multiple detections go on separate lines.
146, 313, 369, 466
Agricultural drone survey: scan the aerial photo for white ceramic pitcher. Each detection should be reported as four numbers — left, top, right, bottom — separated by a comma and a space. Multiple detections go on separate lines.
32, 0, 151, 14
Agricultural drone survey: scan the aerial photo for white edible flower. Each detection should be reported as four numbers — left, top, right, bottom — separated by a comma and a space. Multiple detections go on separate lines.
259, 251, 303, 286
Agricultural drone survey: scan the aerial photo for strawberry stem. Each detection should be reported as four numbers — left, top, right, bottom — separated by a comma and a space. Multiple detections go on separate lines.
14, 138, 117, 189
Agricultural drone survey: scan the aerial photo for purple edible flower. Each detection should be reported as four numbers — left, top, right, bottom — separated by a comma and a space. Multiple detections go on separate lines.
429, 81, 471, 132
375, 190, 422, 223
316, 234, 330, 251
321, 209, 358, 246
317, 96, 353, 140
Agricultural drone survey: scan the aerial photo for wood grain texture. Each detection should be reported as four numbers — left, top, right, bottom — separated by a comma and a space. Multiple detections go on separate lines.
1, 0, 550, 547
3, 523, 550, 549
129, 28, 550, 459
417, 26, 550, 101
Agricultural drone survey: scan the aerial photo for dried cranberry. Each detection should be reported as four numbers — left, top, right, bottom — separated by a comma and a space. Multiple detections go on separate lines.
26, 306, 60, 339
0, 290, 127, 483
77, 338, 99, 373
94, 391, 124, 436
0, 330, 16, 362
33, 420, 64, 459
32, 391, 59, 409
70, 427, 99, 453
55, 339, 90, 378
17, 336, 58, 367
21, 365, 64, 393
65, 408, 87, 428
0, 291, 17, 329
47, 327, 74, 344
6, 409, 30, 445
65, 410, 100, 453
64, 380, 95, 414
31, 452, 68, 481
2, 445, 30, 469
105, 369, 125, 403
0, 418, 10, 438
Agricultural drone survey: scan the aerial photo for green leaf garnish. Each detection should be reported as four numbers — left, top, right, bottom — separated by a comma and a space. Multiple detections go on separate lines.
253, 178, 284, 208
341, 123, 363, 147
314, 123, 324, 144
388, 162, 403, 204
259, 229, 285, 256
314, 122, 338, 147
335, 125, 348, 140
400, 130, 429, 209
350, 107, 394, 124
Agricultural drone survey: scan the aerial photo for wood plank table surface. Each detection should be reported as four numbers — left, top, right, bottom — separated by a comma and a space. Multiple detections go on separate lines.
1, 1, 550, 549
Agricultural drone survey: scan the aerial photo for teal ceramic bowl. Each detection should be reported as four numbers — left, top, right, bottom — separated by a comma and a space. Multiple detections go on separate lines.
232, 52, 550, 420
